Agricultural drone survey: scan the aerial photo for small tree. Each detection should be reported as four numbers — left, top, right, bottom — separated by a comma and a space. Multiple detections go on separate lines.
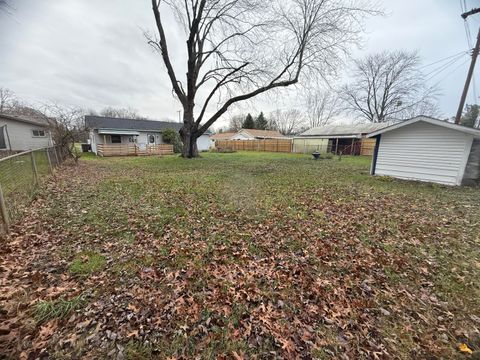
461, 104, 480, 128
162, 128, 183, 153
255, 112, 268, 130
242, 114, 255, 129
270, 109, 306, 135
228, 114, 244, 132
46, 104, 85, 163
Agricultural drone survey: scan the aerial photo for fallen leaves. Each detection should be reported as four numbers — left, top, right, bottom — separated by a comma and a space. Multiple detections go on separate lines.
0, 154, 479, 358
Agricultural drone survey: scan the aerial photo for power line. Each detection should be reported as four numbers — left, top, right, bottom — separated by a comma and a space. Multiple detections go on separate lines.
424, 53, 468, 81
419, 51, 470, 69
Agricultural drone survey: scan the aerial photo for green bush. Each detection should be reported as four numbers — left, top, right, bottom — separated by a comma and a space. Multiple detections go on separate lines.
162, 128, 183, 153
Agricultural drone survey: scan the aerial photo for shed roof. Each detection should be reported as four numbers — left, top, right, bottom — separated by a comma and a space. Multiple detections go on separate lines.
367, 116, 480, 138
298, 123, 389, 138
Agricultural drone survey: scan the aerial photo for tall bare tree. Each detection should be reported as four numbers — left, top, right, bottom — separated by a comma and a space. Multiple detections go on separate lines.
341, 50, 439, 123
0, 88, 15, 113
149, 0, 378, 157
97, 107, 147, 119
305, 90, 338, 128
228, 114, 245, 132
269, 109, 306, 135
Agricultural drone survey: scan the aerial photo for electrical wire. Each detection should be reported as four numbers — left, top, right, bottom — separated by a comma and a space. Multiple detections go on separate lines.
424, 53, 469, 81
419, 51, 470, 69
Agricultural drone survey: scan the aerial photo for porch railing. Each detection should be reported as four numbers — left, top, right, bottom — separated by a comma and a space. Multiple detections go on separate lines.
97, 144, 174, 157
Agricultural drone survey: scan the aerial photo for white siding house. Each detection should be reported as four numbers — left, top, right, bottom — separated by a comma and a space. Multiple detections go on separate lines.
0, 114, 53, 152
86, 116, 213, 154
368, 116, 480, 186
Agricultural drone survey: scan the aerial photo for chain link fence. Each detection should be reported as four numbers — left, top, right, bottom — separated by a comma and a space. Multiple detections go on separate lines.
0, 145, 69, 235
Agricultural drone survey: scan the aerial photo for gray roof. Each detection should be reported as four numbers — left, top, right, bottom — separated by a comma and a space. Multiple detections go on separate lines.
85, 115, 183, 132
85, 115, 213, 134
298, 123, 390, 137
0, 113, 50, 127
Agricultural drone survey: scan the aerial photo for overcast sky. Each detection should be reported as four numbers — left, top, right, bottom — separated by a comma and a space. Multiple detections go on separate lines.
0, 0, 478, 128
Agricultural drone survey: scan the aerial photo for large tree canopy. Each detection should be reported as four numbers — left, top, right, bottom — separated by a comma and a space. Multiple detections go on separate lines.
149, 0, 378, 157
341, 50, 439, 123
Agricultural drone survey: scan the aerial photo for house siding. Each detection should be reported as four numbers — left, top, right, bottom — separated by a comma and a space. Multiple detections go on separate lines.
375, 121, 472, 186
0, 118, 52, 151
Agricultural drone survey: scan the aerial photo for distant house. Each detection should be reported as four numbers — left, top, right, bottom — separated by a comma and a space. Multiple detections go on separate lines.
368, 116, 480, 186
230, 129, 286, 140
85, 116, 213, 155
293, 123, 389, 155
210, 132, 236, 141
0, 114, 53, 152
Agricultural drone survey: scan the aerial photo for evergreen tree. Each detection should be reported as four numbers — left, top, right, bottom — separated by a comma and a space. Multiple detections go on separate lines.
255, 112, 268, 130
461, 104, 479, 128
242, 113, 255, 129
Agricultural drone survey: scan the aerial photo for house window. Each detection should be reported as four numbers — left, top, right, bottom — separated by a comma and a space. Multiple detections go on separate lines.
111, 135, 122, 143
148, 135, 155, 144
32, 129, 46, 137
128, 136, 136, 143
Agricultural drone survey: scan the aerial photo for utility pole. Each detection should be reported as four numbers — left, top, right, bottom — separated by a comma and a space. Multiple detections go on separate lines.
177, 110, 182, 123
455, 8, 480, 124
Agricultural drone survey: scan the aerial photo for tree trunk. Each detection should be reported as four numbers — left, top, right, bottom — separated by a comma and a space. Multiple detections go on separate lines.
180, 109, 199, 158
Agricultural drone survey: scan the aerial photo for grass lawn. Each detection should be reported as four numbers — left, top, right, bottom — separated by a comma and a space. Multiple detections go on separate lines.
1, 152, 479, 359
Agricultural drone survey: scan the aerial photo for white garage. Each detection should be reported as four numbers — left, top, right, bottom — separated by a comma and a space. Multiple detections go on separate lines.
368, 116, 480, 186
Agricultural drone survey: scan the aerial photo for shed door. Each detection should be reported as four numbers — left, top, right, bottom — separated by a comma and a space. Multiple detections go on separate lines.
375, 121, 472, 185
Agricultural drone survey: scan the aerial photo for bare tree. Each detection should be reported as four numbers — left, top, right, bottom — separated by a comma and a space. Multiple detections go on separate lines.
228, 114, 244, 132
0, 88, 15, 113
148, 0, 378, 157
44, 104, 86, 163
305, 90, 338, 128
269, 109, 306, 135
97, 107, 147, 119
341, 50, 439, 123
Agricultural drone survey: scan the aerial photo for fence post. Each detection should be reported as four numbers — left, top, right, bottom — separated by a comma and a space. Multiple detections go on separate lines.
30, 151, 38, 185
46, 148, 53, 173
0, 184, 10, 234
53, 146, 60, 165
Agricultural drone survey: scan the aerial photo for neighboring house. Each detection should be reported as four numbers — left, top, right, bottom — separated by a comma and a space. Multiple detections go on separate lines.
0, 114, 53, 152
85, 116, 213, 154
210, 132, 236, 141
293, 123, 389, 155
368, 116, 480, 186
230, 129, 286, 140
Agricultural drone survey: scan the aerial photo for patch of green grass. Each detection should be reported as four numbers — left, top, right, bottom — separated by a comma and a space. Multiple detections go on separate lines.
34, 295, 85, 323
69, 252, 106, 275
124, 341, 153, 360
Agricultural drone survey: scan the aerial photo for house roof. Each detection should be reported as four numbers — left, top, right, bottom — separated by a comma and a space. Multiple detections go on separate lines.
240, 129, 286, 138
298, 123, 389, 138
367, 116, 480, 139
210, 132, 236, 140
85, 115, 183, 132
85, 115, 213, 135
0, 113, 50, 127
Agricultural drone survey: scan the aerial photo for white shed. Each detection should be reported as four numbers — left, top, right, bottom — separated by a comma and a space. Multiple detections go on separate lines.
368, 116, 480, 186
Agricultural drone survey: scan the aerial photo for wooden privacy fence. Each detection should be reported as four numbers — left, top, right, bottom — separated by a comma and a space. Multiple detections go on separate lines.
97, 144, 174, 157
0, 145, 69, 236
216, 139, 292, 153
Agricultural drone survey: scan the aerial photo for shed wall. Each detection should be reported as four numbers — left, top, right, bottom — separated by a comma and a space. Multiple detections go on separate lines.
0, 118, 52, 151
375, 121, 472, 185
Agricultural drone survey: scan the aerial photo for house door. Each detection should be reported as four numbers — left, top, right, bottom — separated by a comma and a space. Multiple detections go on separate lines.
147, 134, 156, 145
